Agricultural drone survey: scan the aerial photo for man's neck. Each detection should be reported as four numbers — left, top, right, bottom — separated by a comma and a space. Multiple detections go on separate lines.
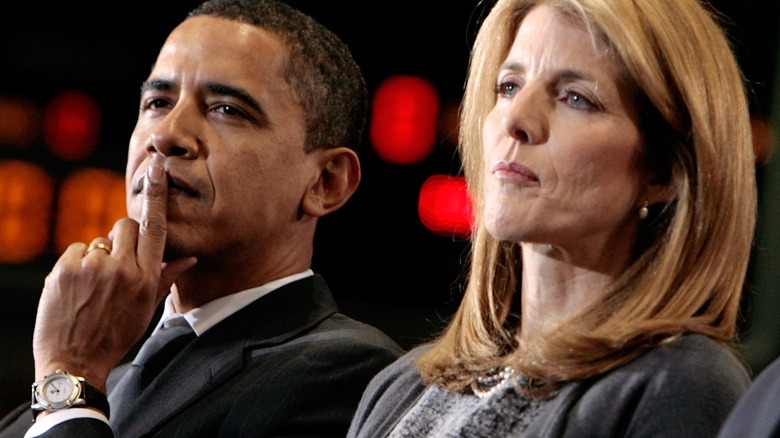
169, 259, 312, 313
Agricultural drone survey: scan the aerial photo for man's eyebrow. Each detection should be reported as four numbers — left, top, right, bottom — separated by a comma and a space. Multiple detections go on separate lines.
140, 79, 264, 113
206, 82, 264, 116
140, 78, 175, 95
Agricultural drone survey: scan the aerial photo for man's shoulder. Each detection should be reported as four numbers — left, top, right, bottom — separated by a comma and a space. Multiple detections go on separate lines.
222, 296, 405, 380
240, 310, 405, 368
718, 355, 780, 438
311, 312, 404, 351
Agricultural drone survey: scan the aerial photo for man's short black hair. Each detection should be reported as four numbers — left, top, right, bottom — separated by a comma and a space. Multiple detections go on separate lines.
190, 0, 367, 153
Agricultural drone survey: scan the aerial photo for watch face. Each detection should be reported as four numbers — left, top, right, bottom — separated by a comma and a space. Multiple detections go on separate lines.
40, 375, 78, 408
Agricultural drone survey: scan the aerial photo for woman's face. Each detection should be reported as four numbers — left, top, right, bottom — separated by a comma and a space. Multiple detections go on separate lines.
482, 5, 651, 266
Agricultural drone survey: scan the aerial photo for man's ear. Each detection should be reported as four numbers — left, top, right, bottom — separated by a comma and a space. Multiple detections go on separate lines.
302, 147, 361, 218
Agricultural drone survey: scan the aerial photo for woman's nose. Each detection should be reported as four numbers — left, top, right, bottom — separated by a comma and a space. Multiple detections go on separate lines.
501, 82, 549, 145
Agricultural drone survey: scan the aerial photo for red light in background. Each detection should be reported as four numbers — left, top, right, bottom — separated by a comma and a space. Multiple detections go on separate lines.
370, 75, 440, 164
44, 90, 101, 161
418, 175, 473, 238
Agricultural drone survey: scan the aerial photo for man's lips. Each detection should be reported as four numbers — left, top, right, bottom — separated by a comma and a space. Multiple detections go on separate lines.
492, 160, 539, 182
168, 173, 202, 197
133, 171, 201, 198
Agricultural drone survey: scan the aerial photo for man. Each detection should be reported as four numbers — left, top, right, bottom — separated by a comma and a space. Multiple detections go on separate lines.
717, 355, 780, 438
0, 0, 403, 436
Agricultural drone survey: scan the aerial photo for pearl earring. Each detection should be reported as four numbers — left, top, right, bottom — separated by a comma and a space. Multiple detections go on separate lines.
639, 201, 649, 220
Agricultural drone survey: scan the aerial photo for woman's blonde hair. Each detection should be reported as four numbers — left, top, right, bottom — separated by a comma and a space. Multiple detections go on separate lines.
419, 0, 756, 392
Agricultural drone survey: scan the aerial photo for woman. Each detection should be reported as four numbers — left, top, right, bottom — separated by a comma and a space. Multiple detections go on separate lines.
349, 0, 756, 436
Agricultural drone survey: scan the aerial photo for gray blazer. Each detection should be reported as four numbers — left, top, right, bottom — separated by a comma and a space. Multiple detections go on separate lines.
349, 335, 750, 437
0, 275, 404, 437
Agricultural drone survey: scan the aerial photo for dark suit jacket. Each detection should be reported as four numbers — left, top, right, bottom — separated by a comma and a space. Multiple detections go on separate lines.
717, 354, 780, 438
0, 275, 404, 437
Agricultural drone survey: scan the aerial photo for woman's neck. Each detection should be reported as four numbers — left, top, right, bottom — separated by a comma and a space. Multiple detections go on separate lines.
519, 242, 625, 341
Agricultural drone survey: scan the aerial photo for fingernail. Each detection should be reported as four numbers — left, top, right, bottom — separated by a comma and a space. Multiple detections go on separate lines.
148, 165, 164, 184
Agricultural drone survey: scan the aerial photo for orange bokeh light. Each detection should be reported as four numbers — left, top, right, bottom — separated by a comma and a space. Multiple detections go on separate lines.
0, 160, 55, 263
54, 168, 126, 252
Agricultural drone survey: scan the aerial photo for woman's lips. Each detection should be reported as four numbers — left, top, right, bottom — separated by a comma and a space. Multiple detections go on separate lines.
492, 160, 539, 183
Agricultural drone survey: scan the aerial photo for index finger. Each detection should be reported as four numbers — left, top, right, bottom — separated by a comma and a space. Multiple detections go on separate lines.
137, 155, 168, 272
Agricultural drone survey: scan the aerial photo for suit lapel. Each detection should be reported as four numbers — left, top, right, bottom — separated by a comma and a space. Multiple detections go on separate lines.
109, 275, 338, 437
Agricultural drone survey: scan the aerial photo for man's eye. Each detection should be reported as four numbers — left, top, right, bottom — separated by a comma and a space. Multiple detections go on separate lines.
142, 98, 171, 110
214, 104, 245, 118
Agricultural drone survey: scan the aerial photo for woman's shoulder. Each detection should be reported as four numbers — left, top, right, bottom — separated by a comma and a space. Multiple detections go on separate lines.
347, 345, 431, 438
625, 334, 749, 386
555, 334, 750, 437
364, 345, 430, 394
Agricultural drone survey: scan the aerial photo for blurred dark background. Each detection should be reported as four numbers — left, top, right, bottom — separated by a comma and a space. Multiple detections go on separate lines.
1, 0, 778, 418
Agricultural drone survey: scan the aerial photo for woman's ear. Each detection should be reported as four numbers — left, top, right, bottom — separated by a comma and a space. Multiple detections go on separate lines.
640, 171, 675, 207
302, 147, 361, 218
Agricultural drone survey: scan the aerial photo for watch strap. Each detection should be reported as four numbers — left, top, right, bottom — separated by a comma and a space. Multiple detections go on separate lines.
82, 381, 110, 419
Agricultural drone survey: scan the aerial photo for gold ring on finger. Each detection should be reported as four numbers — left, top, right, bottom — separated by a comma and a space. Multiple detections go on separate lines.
85, 243, 111, 256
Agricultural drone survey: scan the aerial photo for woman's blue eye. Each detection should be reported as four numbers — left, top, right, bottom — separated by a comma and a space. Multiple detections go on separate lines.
564, 91, 595, 109
495, 82, 519, 98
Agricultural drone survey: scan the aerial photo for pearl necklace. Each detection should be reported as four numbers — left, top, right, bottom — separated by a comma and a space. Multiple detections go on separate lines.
471, 367, 517, 398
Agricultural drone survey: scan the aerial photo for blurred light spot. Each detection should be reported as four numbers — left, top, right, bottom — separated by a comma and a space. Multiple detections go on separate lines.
0, 97, 42, 148
0, 160, 55, 263
752, 115, 774, 166
44, 90, 101, 161
54, 167, 126, 252
370, 75, 439, 164
418, 175, 473, 238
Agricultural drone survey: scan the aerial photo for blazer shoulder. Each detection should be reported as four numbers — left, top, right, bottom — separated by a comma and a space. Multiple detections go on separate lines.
347, 347, 430, 438
314, 313, 405, 353
562, 334, 750, 438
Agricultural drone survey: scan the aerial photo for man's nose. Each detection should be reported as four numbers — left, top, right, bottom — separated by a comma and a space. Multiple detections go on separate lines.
146, 99, 201, 158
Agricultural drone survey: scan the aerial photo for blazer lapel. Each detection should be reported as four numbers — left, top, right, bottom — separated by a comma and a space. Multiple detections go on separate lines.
110, 275, 339, 437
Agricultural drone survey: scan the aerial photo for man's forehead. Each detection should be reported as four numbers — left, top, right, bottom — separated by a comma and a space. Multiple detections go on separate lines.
149, 17, 294, 101
158, 16, 290, 77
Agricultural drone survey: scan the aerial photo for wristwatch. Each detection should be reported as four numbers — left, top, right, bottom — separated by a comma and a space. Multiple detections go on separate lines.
31, 370, 110, 419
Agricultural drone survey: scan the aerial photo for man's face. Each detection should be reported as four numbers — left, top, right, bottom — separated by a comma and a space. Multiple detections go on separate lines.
126, 16, 316, 264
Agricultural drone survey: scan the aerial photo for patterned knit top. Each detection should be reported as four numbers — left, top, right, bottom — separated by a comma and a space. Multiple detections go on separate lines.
388, 375, 552, 437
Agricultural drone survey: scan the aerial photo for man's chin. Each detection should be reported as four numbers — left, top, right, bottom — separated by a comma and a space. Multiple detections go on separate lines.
162, 239, 194, 263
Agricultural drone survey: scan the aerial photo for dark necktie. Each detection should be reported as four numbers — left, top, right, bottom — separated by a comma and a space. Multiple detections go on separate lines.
132, 316, 196, 381
108, 316, 196, 425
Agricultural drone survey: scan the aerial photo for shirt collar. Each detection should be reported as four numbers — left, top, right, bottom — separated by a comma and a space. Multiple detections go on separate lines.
156, 269, 314, 336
